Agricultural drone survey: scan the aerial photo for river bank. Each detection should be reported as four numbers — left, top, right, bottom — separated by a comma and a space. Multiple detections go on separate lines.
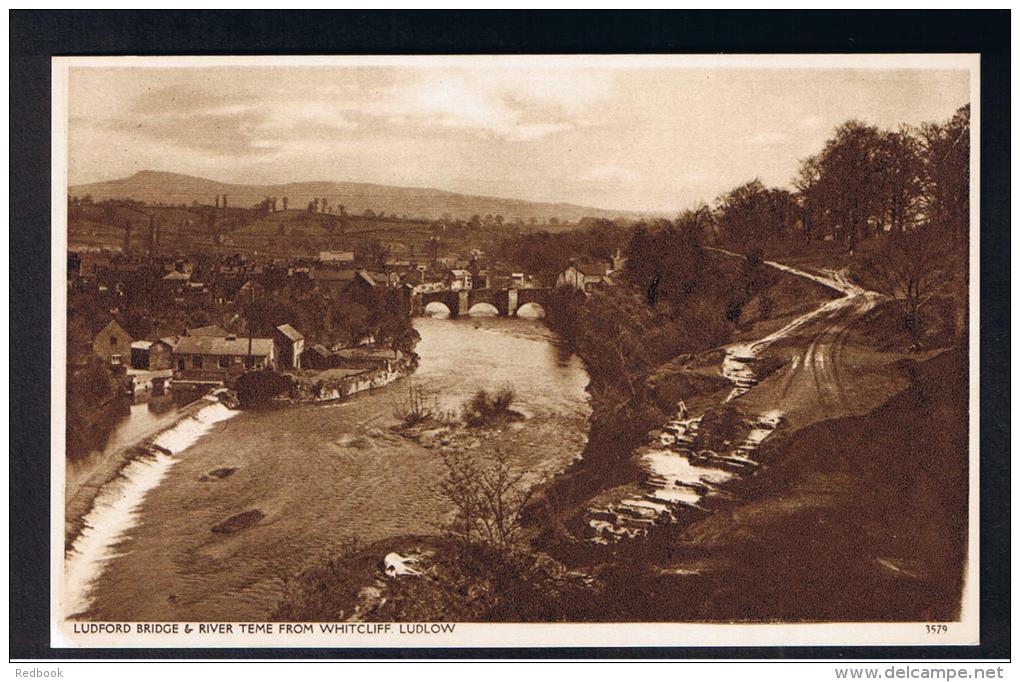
64, 393, 230, 549
540, 348, 968, 622
65, 350, 418, 549
63, 317, 590, 621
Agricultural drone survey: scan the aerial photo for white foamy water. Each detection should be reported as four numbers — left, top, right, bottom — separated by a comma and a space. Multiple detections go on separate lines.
721, 264, 859, 403
63, 400, 237, 618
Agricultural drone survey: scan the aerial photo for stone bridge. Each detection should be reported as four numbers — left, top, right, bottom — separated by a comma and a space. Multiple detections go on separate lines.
411, 287, 552, 318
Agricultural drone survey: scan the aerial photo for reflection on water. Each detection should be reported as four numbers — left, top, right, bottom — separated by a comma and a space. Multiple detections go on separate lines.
70, 317, 590, 621
412, 317, 589, 418
66, 395, 180, 495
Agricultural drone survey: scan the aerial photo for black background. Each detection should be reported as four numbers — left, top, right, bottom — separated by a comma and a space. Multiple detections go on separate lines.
10, 10, 1011, 661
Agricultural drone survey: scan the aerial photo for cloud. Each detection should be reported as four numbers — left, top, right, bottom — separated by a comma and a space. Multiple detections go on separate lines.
748, 131, 789, 146
580, 165, 640, 185
799, 115, 825, 130
66, 63, 971, 212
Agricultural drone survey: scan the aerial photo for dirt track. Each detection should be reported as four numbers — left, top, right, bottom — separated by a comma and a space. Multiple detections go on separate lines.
726, 258, 893, 429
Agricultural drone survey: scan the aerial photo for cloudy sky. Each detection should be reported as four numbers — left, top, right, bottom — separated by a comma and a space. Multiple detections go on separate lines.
66, 58, 970, 213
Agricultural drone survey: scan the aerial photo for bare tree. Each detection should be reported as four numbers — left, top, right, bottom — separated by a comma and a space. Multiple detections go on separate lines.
439, 449, 533, 552
860, 229, 958, 346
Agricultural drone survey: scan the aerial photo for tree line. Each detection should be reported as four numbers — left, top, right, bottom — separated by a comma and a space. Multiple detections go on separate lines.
711, 105, 969, 251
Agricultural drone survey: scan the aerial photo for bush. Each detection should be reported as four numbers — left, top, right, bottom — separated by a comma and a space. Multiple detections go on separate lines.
392, 383, 438, 427
439, 449, 532, 552
462, 386, 518, 427
234, 369, 293, 406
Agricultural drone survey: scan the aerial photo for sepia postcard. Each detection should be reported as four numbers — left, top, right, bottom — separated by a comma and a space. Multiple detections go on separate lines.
51, 53, 980, 649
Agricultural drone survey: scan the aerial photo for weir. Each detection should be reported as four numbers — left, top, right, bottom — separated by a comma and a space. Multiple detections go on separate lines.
62, 397, 238, 618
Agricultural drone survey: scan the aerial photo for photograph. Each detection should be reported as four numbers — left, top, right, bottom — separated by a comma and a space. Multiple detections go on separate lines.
47, 52, 983, 649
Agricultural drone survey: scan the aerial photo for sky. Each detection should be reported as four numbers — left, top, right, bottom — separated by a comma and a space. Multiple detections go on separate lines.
66, 58, 971, 213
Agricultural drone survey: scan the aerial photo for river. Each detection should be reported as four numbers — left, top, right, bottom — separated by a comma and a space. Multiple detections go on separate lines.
64, 317, 590, 621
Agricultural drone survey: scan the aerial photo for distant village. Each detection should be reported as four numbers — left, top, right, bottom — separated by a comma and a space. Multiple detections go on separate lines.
69, 215, 628, 406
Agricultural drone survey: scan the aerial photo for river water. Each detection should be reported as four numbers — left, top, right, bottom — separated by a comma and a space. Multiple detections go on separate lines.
64, 317, 590, 621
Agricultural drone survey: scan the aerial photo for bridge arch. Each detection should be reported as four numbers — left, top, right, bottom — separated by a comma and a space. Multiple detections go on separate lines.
468, 302, 499, 317
516, 302, 546, 319
424, 301, 452, 318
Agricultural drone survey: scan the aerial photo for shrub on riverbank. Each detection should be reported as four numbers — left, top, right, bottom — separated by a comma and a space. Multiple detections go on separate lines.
234, 369, 294, 406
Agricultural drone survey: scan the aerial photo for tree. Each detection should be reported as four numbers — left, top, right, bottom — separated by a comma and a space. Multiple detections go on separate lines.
439, 449, 533, 552
426, 235, 443, 263
809, 120, 885, 249
361, 240, 389, 270
919, 104, 970, 244
876, 128, 923, 234
122, 219, 132, 253
858, 229, 957, 346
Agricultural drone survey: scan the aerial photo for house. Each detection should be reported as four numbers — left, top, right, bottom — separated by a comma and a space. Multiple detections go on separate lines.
310, 267, 357, 294
92, 319, 133, 367
301, 343, 335, 370
171, 333, 276, 378
162, 270, 191, 293
318, 250, 355, 265
130, 341, 153, 369
237, 279, 263, 305
351, 270, 378, 294
128, 338, 177, 372
274, 324, 305, 369
556, 261, 612, 293
447, 269, 472, 291
147, 339, 175, 370
77, 251, 112, 279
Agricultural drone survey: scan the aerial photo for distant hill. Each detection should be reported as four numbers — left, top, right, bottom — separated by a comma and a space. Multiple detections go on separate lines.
69, 171, 648, 223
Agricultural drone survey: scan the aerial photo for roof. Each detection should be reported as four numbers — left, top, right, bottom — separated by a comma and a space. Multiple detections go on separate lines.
304, 344, 332, 358
187, 324, 229, 337
162, 271, 191, 281
449, 269, 471, 276
173, 335, 275, 357
356, 271, 377, 287
131, 341, 153, 350
275, 324, 304, 342
94, 318, 131, 337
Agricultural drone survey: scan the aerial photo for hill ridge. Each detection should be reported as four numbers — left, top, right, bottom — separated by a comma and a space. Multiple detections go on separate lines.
69, 170, 650, 223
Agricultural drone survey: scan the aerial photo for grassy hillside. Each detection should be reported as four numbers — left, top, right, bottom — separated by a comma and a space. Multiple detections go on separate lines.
69, 170, 646, 223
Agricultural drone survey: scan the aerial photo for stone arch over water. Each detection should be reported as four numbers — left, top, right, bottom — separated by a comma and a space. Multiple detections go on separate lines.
424, 301, 452, 318
468, 302, 499, 317
516, 302, 546, 319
